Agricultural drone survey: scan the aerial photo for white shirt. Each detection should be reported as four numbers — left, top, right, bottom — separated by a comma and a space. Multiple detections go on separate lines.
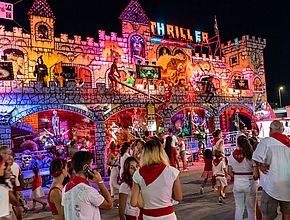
62, 183, 105, 220
178, 140, 186, 152
212, 159, 226, 176
133, 166, 179, 220
228, 154, 254, 182
0, 184, 10, 217
252, 137, 290, 201
120, 152, 130, 179
11, 162, 21, 186
119, 182, 140, 217
163, 135, 178, 148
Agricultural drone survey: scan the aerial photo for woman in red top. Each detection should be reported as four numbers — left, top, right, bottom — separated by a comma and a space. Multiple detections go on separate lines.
164, 136, 179, 169
29, 166, 47, 210
48, 158, 67, 220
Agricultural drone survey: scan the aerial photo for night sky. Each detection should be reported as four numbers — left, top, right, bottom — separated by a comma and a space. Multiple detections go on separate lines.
2, 0, 290, 106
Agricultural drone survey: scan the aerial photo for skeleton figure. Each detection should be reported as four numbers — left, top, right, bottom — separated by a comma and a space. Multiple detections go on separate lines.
20, 150, 34, 170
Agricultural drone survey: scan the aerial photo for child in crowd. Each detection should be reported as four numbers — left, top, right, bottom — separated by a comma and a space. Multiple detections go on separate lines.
119, 157, 140, 220
212, 152, 228, 204
29, 166, 47, 210
200, 149, 214, 194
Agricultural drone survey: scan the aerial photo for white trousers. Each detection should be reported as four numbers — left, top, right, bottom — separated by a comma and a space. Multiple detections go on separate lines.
233, 178, 257, 220
109, 166, 120, 201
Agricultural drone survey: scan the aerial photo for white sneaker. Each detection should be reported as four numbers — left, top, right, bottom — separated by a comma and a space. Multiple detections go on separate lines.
172, 199, 179, 205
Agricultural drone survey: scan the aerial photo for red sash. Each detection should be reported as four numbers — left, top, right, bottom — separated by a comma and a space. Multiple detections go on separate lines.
139, 163, 166, 186
143, 206, 174, 217
270, 132, 290, 148
65, 176, 89, 192
232, 149, 245, 163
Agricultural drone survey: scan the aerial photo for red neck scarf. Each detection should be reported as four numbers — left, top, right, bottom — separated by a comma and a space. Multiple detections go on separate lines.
65, 176, 89, 192
270, 132, 290, 148
232, 149, 245, 163
213, 158, 223, 166
139, 163, 166, 186
212, 137, 220, 146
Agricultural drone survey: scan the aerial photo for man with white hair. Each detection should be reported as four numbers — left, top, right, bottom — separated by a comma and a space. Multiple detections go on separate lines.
252, 120, 290, 220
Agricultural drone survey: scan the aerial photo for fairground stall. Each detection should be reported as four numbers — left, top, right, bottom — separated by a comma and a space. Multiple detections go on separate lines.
0, 0, 270, 174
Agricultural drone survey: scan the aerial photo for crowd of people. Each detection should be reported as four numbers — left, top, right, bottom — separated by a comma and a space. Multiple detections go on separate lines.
0, 120, 289, 220
199, 120, 290, 220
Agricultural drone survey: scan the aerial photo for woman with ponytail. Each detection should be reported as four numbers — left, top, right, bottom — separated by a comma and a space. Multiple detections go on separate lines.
48, 158, 67, 220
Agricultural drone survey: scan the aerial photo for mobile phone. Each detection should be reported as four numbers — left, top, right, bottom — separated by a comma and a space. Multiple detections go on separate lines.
83, 164, 94, 180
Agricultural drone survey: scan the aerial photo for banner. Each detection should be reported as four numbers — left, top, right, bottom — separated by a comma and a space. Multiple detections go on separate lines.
0, 2, 13, 20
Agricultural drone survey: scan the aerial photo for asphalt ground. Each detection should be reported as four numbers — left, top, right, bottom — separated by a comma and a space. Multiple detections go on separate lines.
22, 162, 282, 220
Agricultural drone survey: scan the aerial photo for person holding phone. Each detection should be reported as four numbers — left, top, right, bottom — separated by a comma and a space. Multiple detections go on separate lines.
62, 151, 113, 220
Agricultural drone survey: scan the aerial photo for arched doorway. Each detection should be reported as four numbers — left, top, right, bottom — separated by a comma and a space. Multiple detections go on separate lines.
11, 109, 96, 171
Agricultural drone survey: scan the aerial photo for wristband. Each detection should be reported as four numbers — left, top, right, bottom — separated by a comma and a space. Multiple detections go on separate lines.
98, 181, 104, 184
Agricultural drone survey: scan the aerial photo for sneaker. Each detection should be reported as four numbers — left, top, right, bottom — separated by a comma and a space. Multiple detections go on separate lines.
221, 192, 226, 199
172, 200, 179, 205
200, 188, 204, 195
218, 197, 223, 204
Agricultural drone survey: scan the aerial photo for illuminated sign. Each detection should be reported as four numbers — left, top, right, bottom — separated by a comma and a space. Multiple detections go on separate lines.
0, 2, 13, 20
136, 64, 161, 79
150, 21, 208, 43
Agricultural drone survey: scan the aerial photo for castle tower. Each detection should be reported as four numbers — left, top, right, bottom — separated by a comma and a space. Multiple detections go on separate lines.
221, 36, 267, 107
28, 0, 55, 51
119, 0, 151, 63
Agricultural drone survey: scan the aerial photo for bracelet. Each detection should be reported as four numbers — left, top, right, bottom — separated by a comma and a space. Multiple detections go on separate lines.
97, 181, 104, 184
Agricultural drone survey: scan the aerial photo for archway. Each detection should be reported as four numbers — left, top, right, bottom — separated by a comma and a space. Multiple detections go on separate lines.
219, 104, 253, 133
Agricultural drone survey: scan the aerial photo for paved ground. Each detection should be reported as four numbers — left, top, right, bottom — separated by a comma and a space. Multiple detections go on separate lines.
22, 162, 282, 220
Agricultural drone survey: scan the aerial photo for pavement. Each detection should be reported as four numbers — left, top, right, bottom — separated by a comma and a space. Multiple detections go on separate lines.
22, 161, 282, 220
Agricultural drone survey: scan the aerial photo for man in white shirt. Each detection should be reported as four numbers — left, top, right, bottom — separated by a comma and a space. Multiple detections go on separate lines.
62, 151, 113, 220
252, 120, 290, 220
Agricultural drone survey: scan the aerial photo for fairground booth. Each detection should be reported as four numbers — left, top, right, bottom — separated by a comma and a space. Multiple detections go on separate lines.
0, 0, 272, 177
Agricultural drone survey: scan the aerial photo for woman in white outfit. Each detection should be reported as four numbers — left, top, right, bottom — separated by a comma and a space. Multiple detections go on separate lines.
228, 135, 259, 220
131, 139, 183, 220
107, 142, 120, 203
120, 142, 131, 179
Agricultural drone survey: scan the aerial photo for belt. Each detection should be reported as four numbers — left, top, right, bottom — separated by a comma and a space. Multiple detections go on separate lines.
233, 172, 253, 175
143, 206, 174, 217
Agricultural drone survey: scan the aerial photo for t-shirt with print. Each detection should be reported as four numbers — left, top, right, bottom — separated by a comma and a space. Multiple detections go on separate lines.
62, 182, 105, 220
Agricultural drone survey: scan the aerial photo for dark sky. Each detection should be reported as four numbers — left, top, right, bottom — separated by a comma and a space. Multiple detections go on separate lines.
2, 0, 290, 106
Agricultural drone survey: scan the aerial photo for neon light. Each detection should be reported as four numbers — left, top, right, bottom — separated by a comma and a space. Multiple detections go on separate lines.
195, 31, 201, 43
156, 22, 165, 36
150, 37, 162, 44
234, 38, 239, 45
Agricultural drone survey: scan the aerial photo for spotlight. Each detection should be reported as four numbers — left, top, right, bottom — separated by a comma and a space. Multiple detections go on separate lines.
137, 59, 142, 65
145, 60, 149, 65
152, 61, 156, 65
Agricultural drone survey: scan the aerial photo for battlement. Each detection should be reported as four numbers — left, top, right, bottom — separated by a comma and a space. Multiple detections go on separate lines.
98, 30, 125, 43
0, 25, 30, 38
192, 53, 225, 63
221, 35, 266, 49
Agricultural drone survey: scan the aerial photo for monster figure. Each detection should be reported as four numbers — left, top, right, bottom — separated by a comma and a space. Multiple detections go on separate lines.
52, 110, 60, 136
33, 55, 48, 86
130, 35, 145, 63
108, 58, 121, 91
20, 150, 34, 170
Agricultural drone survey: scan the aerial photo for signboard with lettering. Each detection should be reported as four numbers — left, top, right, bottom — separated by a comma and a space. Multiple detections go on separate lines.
0, 2, 13, 20
150, 21, 208, 43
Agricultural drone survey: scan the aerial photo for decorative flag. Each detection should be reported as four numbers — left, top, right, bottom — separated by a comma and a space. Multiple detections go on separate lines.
214, 15, 219, 36
0, 2, 13, 20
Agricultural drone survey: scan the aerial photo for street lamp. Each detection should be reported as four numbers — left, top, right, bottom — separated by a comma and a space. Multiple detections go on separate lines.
278, 86, 284, 107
